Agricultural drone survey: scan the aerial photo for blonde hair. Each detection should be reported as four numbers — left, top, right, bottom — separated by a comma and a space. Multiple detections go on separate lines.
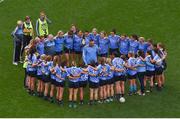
40, 54, 46, 61
139, 37, 145, 41
106, 58, 112, 65
17, 20, 22, 25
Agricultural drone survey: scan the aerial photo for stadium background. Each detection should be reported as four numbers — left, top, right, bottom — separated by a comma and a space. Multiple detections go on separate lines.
0, 0, 180, 117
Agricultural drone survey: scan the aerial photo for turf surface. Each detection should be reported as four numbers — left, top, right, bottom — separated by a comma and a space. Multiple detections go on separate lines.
0, 0, 180, 117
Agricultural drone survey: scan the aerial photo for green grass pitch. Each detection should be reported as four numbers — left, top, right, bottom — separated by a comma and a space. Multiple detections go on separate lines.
0, 0, 180, 117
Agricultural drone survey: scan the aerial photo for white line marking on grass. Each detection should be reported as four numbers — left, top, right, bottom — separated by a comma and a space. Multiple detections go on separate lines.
0, 0, 4, 4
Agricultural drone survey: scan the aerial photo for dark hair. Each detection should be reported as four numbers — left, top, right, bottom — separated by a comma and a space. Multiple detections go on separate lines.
146, 50, 154, 59
153, 43, 157, 48
90, 60, 96, 67
154, 47, 161, 58
53, 56, 59, 66
89, 39, 94, 42
131, 34, 139, 40
99, 58, 105, 65
68, 30, 73, 36
111, 28, 116, 34
114, 52, 119, 57
29, 47, 36, 59
46, 55, 52, 61
61, 61, 67, 68
80, 63, 88, 68
147, 50, 152, 56
147, 39, 153, 44
120, 54, 126, 60
128, 52, 134, 57
159, 43, 166, 51
137, 50, 145, 58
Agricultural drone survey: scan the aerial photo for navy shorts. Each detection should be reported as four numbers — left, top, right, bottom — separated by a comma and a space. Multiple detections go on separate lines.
36, 75, 42, 80
162, 60, 167, 71
106, 79, 112, 84
98, 53, 108, 57
99, 79, 107, 86
146, 71, 155, 77
74, 51, 82, 54
64, 47, 73, 54
128, 74, 137, 80
55, 81, 65, 87
155, 67, 163, 75
42, 75, 50, 83
68, 81, 79, 88
55, 51, 63, 55
79, 81, 88, 88
89, 81, 99, 89
27, 71, 37, 77
108, 78, 115, 84
109, 48, 118, 55
50, 79, 57, 85
114, 75, 126, 82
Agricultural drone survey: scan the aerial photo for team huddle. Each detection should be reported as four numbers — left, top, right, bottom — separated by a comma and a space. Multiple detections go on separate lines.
12, 12, 167, 108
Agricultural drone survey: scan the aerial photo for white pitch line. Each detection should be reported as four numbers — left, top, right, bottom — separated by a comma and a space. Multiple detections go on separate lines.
0, 0, 4, 3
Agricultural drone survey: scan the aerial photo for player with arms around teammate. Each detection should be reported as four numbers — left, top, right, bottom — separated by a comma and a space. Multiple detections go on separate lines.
126, 52, 138, 96
136, 50, 146, 96
66, 61, 81, 108
112, 53, 126, 99
88, 61, 100, 105
26, 48, 38, 95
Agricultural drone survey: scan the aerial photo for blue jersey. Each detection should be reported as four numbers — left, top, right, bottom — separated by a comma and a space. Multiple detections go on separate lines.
27, 54, 37, 72
138, 42, 148, 53
136, 57, 146, 72
66, 67, 82, 82
73, 35, 83, 52
98, 37, 109, 54
127, 57, 137, 75
79, 68, 89, 82
64, 35, 74, 49
42, 61, 52, 75
89, 33, 100, 45
83, 44, 98, 65
37, 59, 44, 76
50, 65, 58, 80
36, 41, 44, 55
87, 66, 99, 83
119, 38, 129, 55
108, 35, 120, 49
55, 66, 66, 82
145, 55, 155, 71
112, 57, 126, 76
153, 54, 163, 68
14, 26, 23, 35
85, 35, 90, 45
98, 64, 110, 80
44, 39, 55, 55
107, 65, 114, 80
54, 36, 64, 52
129, 39, 139, 54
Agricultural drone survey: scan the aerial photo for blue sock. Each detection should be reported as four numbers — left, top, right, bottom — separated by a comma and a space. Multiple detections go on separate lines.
133, 85, 137, 92
130, 85, 133, 92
